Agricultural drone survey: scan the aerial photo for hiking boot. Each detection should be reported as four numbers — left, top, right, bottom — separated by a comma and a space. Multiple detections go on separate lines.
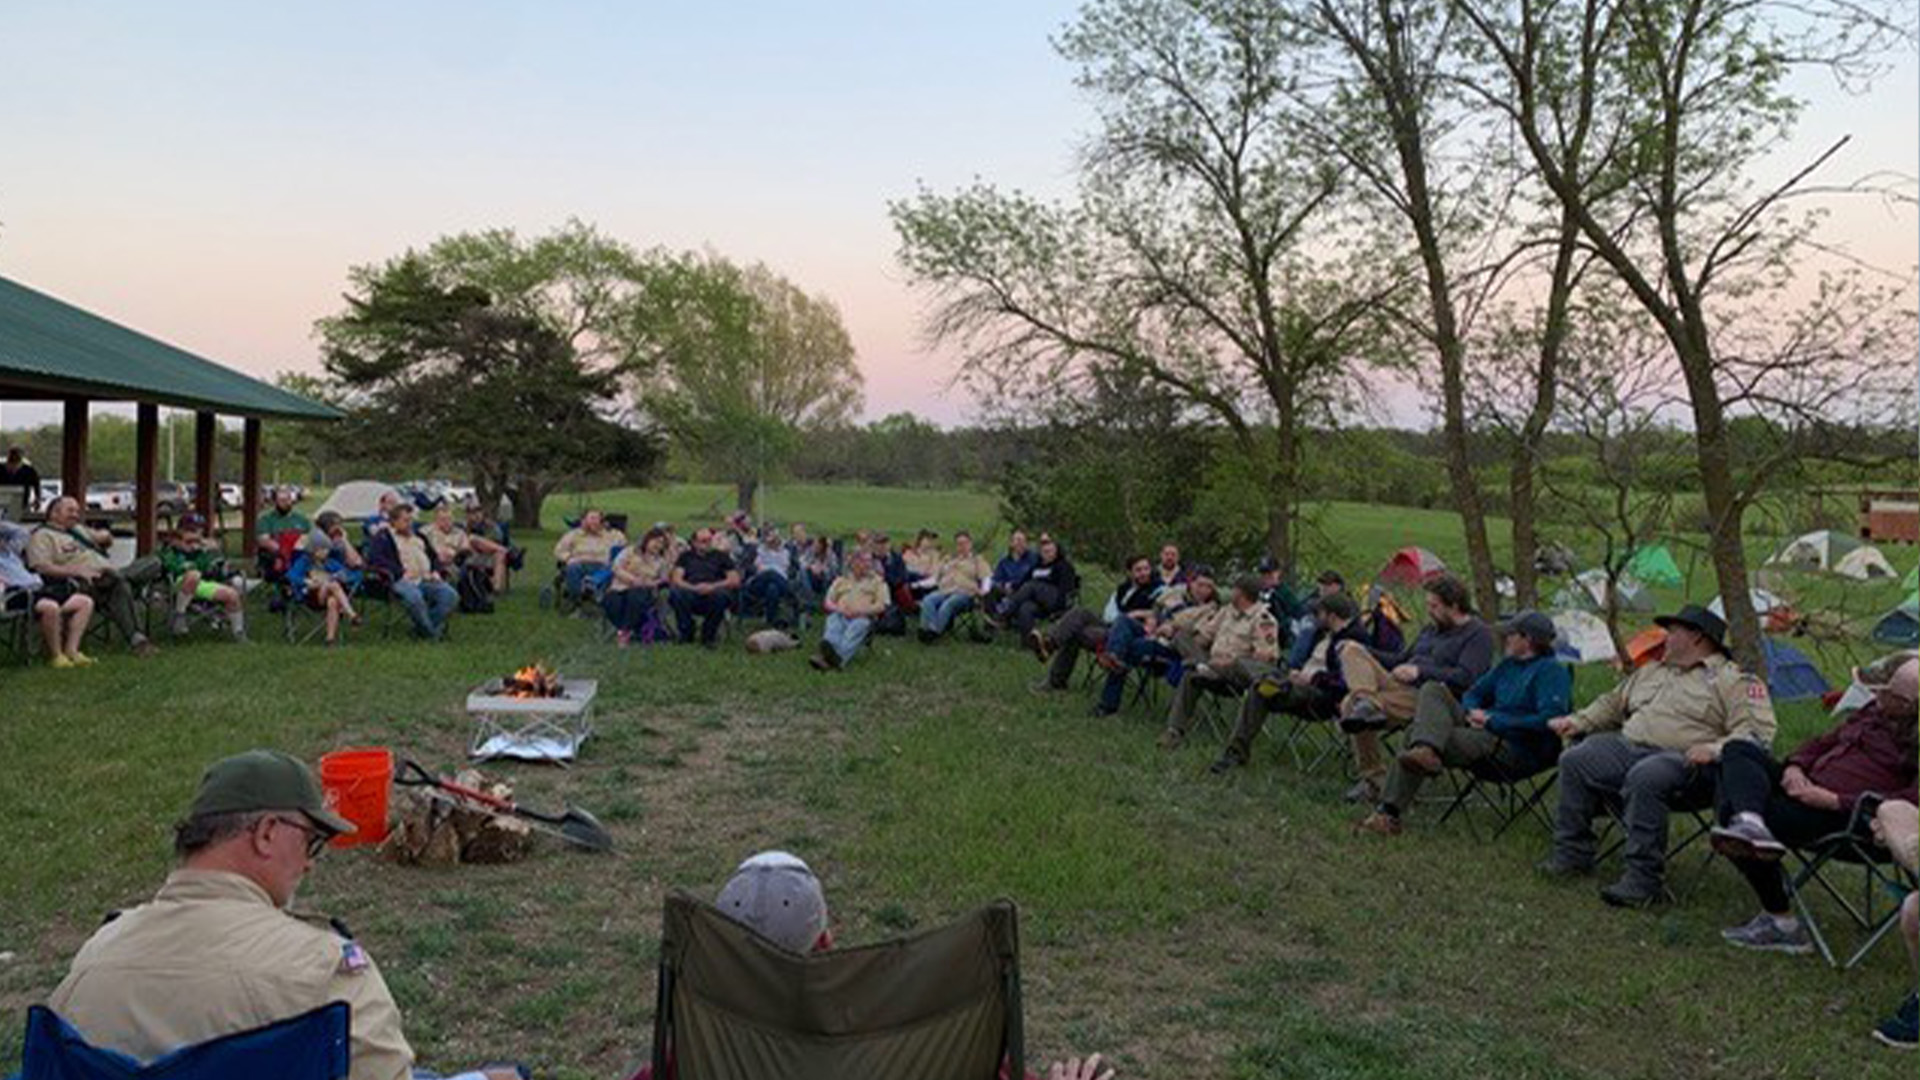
1720, 913, 1813, 955
1354, 811, 1402, 837
1338, 697, 1390, 734
1209, 748, 1247, 775
1342, 778, 1380, 804
1156, 728, 1186, 751
1027, 629, 1053, 663
1711, 815, 1786, 862
1873, 992, 1918, 1051
1398, 743, 1444, 778
1029, 677, 1064, 695
1534, 855, 1595, 879
169, 613, 189, 637
1598, 877, 1663, 909
808, 654, 830, 673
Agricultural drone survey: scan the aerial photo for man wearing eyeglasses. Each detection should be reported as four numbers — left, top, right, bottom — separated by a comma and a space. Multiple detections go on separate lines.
46, 750, 520, 1080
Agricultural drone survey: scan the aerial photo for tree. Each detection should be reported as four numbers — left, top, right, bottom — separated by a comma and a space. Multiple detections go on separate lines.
317, 255, 661, 528
893, 0, 1386, 569
626, 254, 863, 514
1453, 0, 1917, 667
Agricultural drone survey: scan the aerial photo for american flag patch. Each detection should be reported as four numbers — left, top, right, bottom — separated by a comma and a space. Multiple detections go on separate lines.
339, 941, 369, 973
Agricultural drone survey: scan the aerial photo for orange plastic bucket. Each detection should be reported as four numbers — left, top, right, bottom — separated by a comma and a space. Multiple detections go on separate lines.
318, 747, 393, 848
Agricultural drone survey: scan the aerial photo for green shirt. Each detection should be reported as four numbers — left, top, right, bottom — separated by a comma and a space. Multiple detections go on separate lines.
258, 509, 312, 538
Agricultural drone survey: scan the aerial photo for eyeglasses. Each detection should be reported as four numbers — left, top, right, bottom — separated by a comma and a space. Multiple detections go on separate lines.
266, 815, 331, 860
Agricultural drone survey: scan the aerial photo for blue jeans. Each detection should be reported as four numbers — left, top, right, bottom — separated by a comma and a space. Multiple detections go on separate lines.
1287, 618, 1318, 668
602, 587, 656, 634
824, 612, 872, 663
393, 579, 457, 639
1098, 631, 1179, 712
563, 561, 608, 601
919, 591, 974, 634
746, 571, 793, 626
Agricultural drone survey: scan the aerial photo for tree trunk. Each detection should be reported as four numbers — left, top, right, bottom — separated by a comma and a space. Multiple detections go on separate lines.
735, 476, 759, 517
1678, 332, 1763, 672
1509, 452, 1540, 609
512, 478, 547, 531
1269, 400, 1299, 571
1511, 215, 1577, 610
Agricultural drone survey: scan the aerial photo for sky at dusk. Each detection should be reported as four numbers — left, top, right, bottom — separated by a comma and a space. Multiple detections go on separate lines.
1, 1, 1914, 431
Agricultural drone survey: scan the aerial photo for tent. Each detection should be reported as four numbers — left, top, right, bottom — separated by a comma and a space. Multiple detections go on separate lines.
1906, 565, 1918, 590
1832, 544, 1897, 581
316, 481, 400, 520
1759, 638, 1830, 701
1378, 546, 1447, 586
1625, 626, 1667, 668
1553, 569, 1653, 613
1872, 593, 1920, 648
1767, 529, 1860, 572
1708, 588, 1788, 619
1625, 546, 1683, 588
1551, 610, 1619, 665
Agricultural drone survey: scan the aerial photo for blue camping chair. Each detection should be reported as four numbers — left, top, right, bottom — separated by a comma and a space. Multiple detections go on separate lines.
14, 1001, 349, 1080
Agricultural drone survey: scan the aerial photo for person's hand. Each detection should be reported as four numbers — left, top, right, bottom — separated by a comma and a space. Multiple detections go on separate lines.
1684, 743, 1718, 767
1048, 1053, 1114, 1080
1780, 765, 1810, 798
1792, 783, 1842, 812
1391, 663, 1420, 683
1548, 716, 1578, 739
1466, 708, 1489, 729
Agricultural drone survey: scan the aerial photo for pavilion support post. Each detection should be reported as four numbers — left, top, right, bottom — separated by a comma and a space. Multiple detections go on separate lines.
135, 404, 160, 555
242, 418, 262, 557
61, 399, 89, 506
193, 410, 216, 530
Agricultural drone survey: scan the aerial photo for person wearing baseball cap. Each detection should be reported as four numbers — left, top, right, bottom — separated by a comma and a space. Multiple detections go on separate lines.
1356, 611, 1572, 835
47, 751, 521, 1080
1710, 655, 1916, 956
1541, 604, 1778, 908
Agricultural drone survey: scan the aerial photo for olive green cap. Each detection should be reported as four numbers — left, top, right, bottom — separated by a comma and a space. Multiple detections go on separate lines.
188, 750, 356, 835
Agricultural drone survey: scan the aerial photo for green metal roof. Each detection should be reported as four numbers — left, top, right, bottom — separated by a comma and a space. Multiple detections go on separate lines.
0, 274, 341, 421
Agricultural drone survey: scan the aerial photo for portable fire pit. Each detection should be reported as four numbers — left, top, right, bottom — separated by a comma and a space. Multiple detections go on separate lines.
466, 664, 598, 764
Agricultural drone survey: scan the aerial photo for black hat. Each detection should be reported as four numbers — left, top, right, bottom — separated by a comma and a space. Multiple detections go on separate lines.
1256, 555, 1281, 574
1316, 569, 1346, 587
1654, 604, 1728, 654
1498, 610, 1557, 650
1317, 592, 1359, 621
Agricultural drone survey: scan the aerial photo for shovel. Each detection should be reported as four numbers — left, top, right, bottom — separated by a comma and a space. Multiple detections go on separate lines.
394, 759, 615, 853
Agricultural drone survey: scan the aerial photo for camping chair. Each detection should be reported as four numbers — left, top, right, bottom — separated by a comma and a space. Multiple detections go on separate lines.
1785, 795, 1919, 970
1433, 756, 1560, 842
0, 586, 40, 664
1266, 705, 1347, 775
12, 1001, 349, 1080
1595, 794, 1717, 902
278, 554, 362, 646
652, 892, 1024, 1080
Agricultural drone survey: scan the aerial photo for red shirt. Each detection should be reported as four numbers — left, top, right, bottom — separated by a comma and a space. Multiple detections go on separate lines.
1786, 701, 1918, 808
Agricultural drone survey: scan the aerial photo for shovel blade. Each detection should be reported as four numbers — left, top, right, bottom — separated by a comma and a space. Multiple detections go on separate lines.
558, 808, 615, 852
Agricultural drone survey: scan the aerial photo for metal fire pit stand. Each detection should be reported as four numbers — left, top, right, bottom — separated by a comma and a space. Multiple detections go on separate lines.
466, 677, 599, 765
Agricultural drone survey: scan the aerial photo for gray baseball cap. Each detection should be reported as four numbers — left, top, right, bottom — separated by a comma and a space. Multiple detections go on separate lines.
1499, 610, 1558, 650
716, 850, 829, 953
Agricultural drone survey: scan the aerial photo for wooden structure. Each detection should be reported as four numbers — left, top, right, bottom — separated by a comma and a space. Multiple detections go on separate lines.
1858, 489, 1920, 546
0, 274, 339, 554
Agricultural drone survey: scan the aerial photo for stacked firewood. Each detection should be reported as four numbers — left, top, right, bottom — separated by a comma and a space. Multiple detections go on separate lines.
381, 769, 533, 866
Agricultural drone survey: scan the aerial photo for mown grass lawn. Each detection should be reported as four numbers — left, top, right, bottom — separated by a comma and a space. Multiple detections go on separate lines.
0, 484, 1911, 1079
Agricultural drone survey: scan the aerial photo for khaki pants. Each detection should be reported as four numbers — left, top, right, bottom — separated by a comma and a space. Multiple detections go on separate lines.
1166, 658, 1275, 737
1380, 681, 1528, 810
1337, 639, 1420, 784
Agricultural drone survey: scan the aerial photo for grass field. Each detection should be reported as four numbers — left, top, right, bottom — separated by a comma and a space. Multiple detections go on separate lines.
0, 483, 1913, 1079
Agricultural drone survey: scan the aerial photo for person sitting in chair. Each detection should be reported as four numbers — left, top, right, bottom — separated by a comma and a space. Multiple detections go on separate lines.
1872, 797, 1918, 1049
811, 551, 890, 671
48, 750, 523, 1080
1709, 655, 1916, 952
606, 528, 674, 647
158, 514, 247, 642
462, 501, 514, 594
1029, 554, 1159, 695
254, 486, 311, 581
983, 530, 1037, 622
1153, 544, 1187, 589
1090, 573, 1224, 716
553, 509, 625, 606
1355, 611, 1572, 836
669, 528, 741, 648
1000, 536, 1078, 637
26, 496, 162, 658
297, 512, 363, 646
366, 504, 457, 641
1158, 575, 1280, 750
1, 519, 96, 668
918, 530, 991, 642
1212, 592, 1369, 774
1540, 604, 1776, 908
743, 527, 797, 629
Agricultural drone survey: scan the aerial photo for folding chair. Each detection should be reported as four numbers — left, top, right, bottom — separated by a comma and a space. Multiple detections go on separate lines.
1269, 710, 1347, 774
652, 892, 1024, 1080
1786, 796, 1919, 970
1, 587, 39, 664
14, 1001, 349, 1080
1596, 795, 1717, 901
1433, 757, 1560, 841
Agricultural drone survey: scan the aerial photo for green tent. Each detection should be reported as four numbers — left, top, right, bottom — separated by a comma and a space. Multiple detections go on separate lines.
1625, 546, 1683, 587
1906, 565, 1918, 591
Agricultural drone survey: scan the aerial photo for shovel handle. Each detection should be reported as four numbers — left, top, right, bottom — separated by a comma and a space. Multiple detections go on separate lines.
393, 758, 515, 811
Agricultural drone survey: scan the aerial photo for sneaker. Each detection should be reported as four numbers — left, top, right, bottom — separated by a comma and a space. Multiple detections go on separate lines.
1089, 703, 1117, 718
1398, 744, 1443, 778
1598, 878, 1663, 909
615, 630, 632, 649
1873, 992, 1918, 1050
1342, 778, 1380, 804
50, 654, 75, 669
71, 652, 97, 666
1534, 856, 1595, 879
169, 613, 189, 637
1209, 748, 1247, 775
808, 654, 830, 673
1710, 816, 1787, 861
1028, 677, 1064, 695
131, 638, 159, 659
1720, 913, 1813, 955
1338, 698, 1390, 734
1027, 630, 1054, 663
1354, 811, 1403, 837
1255, 677, 1283, 699
1156, 728, 1185, 751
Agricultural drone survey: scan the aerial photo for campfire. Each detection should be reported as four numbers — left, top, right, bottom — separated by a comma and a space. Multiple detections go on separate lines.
501, 663, 563, 699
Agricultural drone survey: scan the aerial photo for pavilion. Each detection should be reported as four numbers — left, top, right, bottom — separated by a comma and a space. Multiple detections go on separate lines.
0, 273, 339, 555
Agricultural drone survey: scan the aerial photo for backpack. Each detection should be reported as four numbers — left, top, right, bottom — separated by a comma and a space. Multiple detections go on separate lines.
457, 563, 495, 614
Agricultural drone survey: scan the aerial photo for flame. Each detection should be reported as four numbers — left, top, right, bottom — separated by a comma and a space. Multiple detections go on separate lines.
503, 662, 562, 699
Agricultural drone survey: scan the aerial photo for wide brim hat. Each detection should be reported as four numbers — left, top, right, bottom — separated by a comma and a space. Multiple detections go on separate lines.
1654, 604, 1728, 655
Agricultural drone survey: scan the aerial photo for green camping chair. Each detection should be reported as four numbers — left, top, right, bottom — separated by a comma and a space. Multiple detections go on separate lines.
651, 892, 1024, 1080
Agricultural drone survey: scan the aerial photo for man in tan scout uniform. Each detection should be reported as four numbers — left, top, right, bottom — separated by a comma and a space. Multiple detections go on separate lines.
553, 508, 626, 602
919, 530, 992, 642
813, 550, 891, 671
1541, 605, 1777, 908
26, 495, 163, 657
1158, 575, 1280, 749
48, 750, 520, 1080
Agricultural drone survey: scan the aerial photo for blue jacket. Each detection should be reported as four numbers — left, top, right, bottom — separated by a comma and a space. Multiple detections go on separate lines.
1463, 654, 1573, 768
994, 550, 1037, 589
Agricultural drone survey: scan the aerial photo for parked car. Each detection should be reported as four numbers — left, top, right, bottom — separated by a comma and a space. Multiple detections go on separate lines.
218, 482, 243, 509
36, 479, 63, 513
85, 483, 135, 513
155, 481, 192, 518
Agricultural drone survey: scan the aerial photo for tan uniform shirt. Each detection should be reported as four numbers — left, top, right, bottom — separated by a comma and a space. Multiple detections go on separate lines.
424, 524, 469, 564
393, 533, 434, 582
48, 870, 412, 1080
934, 554, 990, 596
26, 527, 110, 574
826, 575, 889, 617
612, 547, 671, 590
1568, 653, 1776, 753
903, 547, 941, 580
554, 528, 624, 566
1206, 604, 1281, 668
